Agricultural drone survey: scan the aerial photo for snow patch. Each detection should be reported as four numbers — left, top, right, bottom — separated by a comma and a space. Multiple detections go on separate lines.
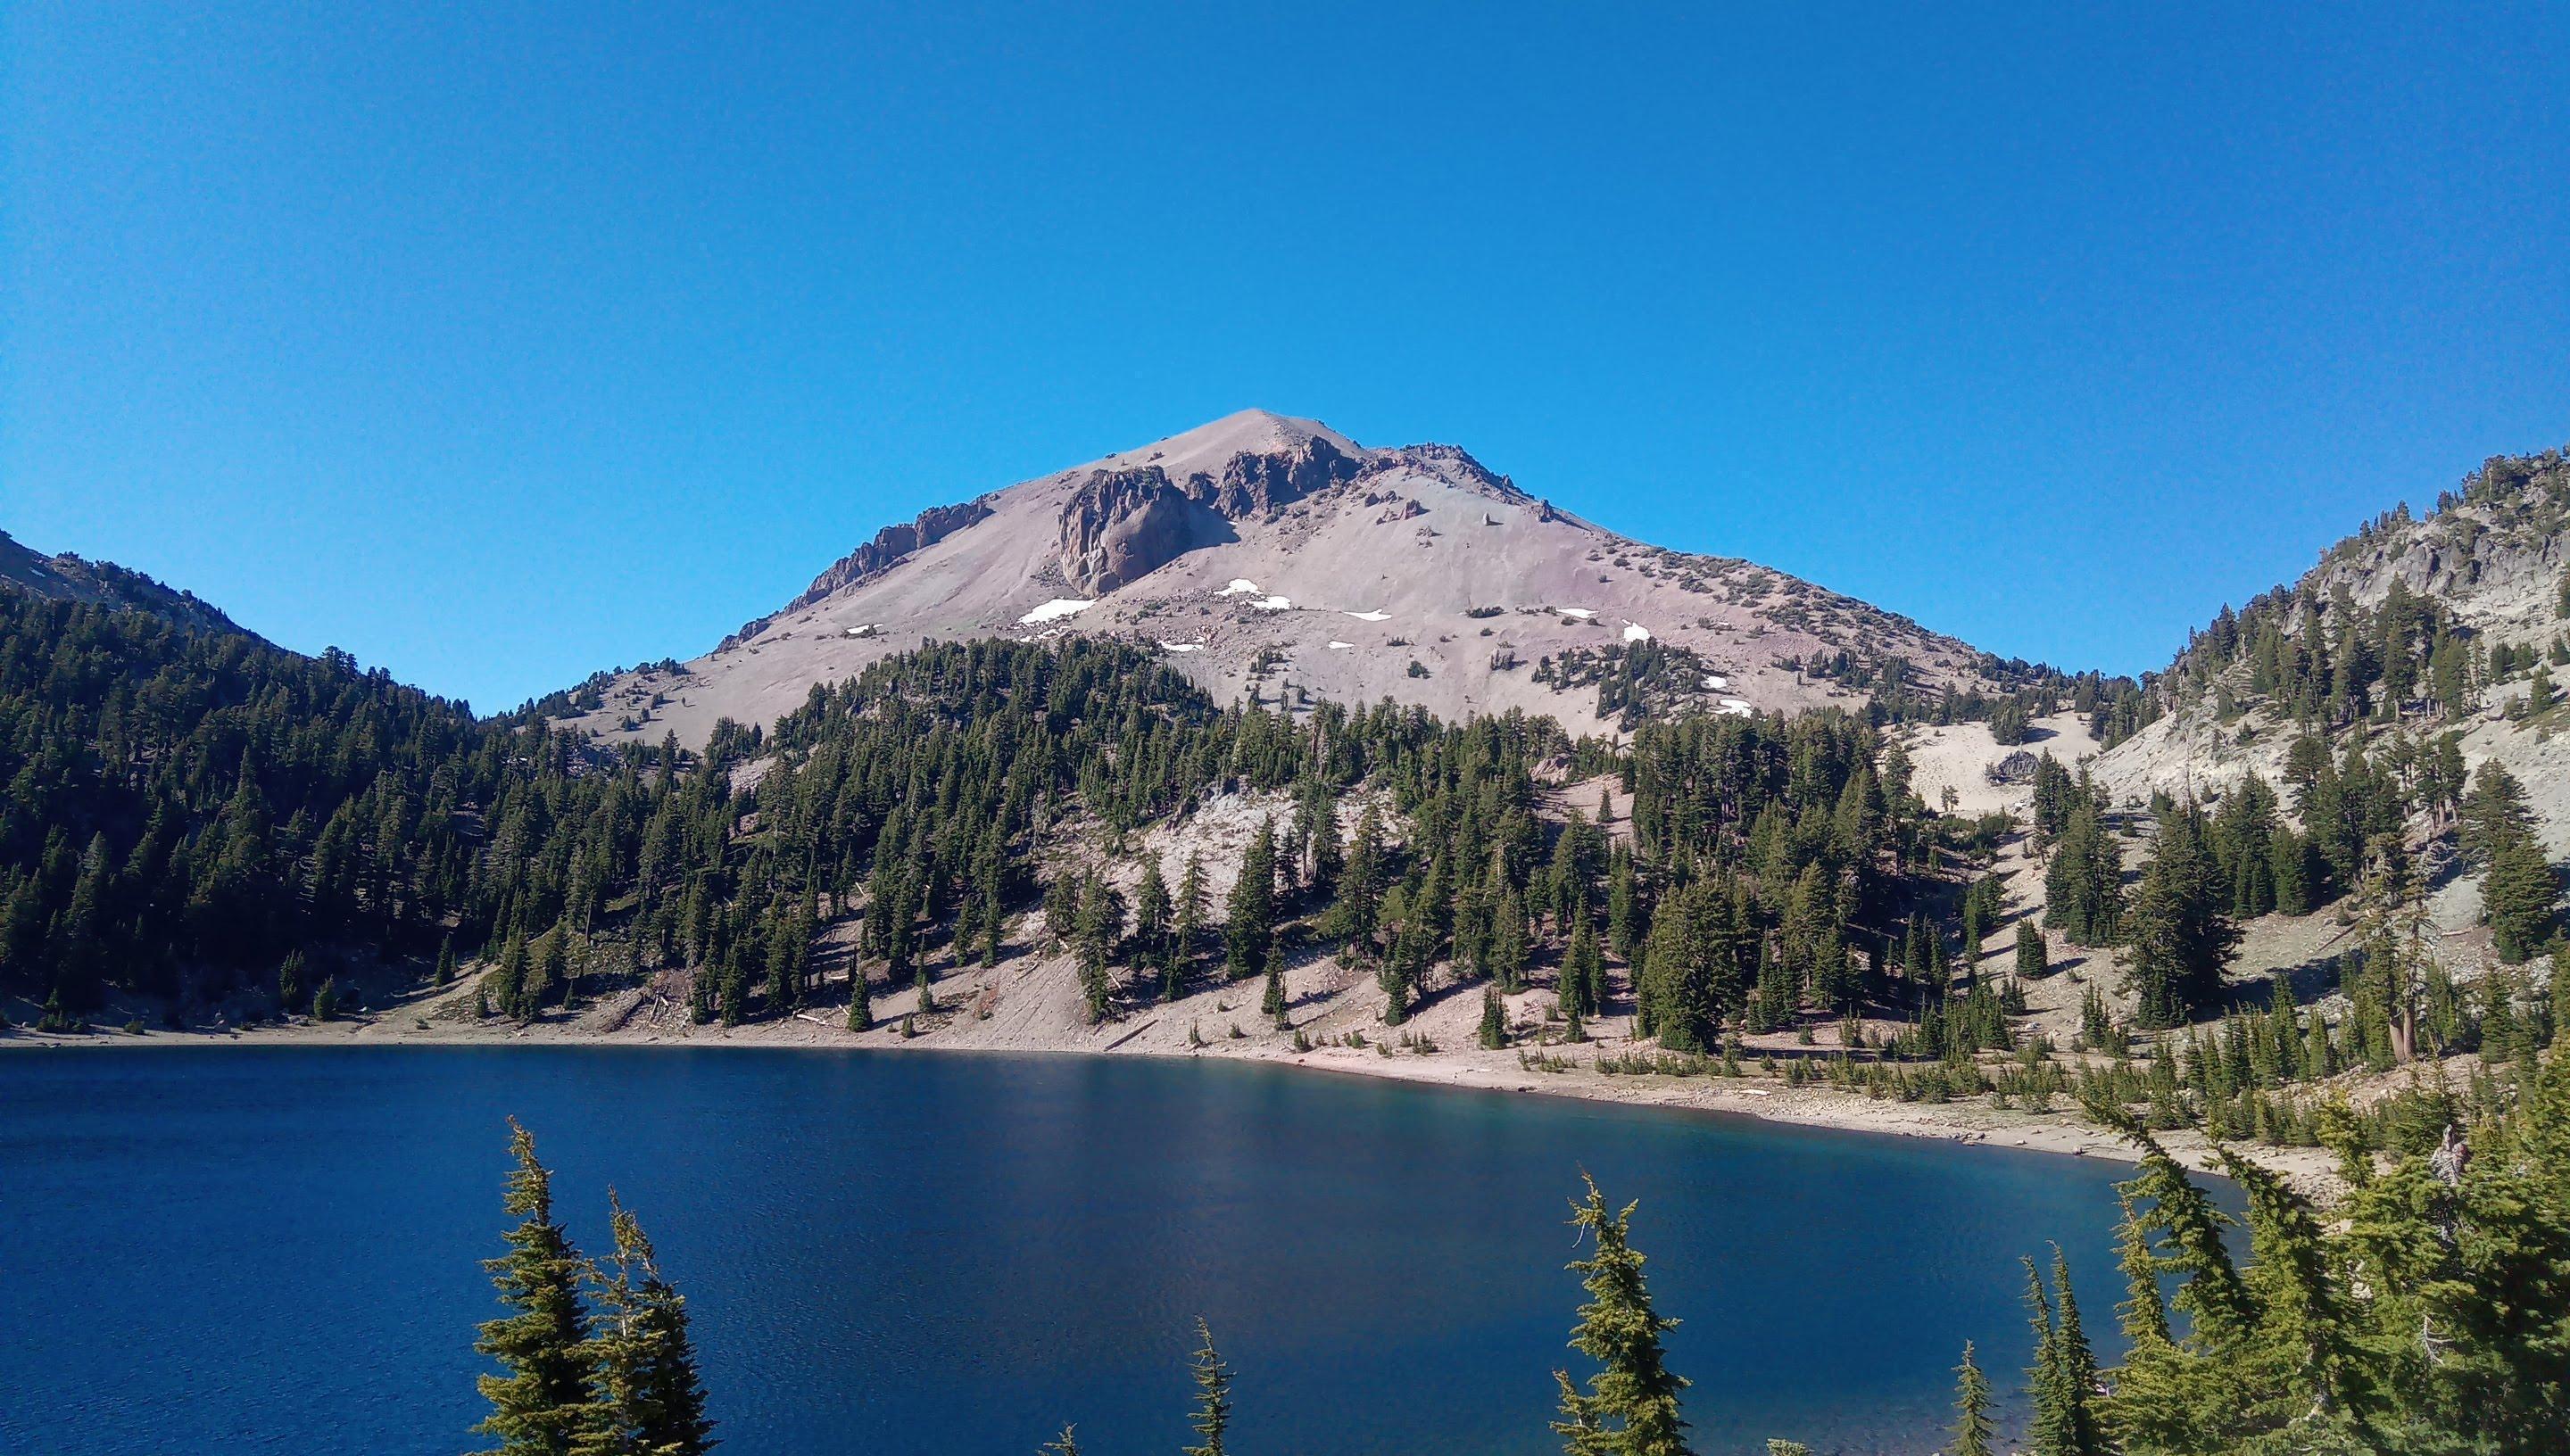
1622, 623, 1652, 642
1703, 674, 1728, 690
1159, 641, 1205, 653
1017, 599, 1095, 625
1340, 609, 1391, 622
1249, 595, 1292, 611
1215, 579, 1263, 597
1555, 607, 1595, 619
1718, 698, 1753, 716
1328, 641, 1355, 650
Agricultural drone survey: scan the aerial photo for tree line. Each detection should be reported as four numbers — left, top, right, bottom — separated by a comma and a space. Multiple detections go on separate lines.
5, 595, 2019, 1061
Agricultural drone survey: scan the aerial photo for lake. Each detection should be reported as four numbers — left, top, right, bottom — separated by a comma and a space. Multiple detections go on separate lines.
0, 1048, 2167, 1454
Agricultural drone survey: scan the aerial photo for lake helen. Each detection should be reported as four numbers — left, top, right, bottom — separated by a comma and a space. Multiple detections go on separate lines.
0, 1048, 2172, 1454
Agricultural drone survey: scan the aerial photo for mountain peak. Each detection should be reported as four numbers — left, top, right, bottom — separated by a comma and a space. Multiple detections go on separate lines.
571, 412, 2003, 749
1089, 410, 1364, 484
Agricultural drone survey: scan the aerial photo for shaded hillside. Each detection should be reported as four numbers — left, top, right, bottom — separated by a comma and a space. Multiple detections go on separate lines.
0, 529, 252, 639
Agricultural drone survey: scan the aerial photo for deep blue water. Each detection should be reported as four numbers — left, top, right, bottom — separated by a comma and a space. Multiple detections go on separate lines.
0, 1048, 2171, 1454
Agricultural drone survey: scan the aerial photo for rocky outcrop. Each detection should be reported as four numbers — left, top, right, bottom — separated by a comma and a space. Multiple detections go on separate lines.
1057, 467, 1215, 594
1054, 436, 1364, 593
1180, 435, 1362, 519
722, 500, 993, 649
1363, 443, 1518, 499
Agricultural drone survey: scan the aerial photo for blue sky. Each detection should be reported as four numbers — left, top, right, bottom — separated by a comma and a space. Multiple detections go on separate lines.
6, 3, 2566, 713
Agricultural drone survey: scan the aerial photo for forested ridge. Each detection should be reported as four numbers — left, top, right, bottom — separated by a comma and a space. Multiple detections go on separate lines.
2151, 449, 2569, 727
0, 585, 1986, 1055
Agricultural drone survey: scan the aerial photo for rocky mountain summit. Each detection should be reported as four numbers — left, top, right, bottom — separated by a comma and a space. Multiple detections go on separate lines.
569, 410, 2022, 746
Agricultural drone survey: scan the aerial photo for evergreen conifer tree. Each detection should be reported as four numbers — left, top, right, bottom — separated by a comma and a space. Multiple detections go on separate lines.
2014, 919, 2047, 980
1551, 1174, 1692, 1456
1952, 1342, 1993, 1456
278, 948, 306, 1014
574, 1192, 715, 1456
846, 965, 872, 1030
1260, 945, 1288, 1024
1181, 1319, 1231, 1456
1223, 823, 1275, 982
2485, 823, 2561, 964
471, 1121, 594, 1456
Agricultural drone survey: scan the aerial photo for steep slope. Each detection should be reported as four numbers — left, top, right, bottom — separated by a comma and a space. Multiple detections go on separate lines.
569, 410, 2018, 746
2090, 448, 2570, 859
0, 530, 252, 639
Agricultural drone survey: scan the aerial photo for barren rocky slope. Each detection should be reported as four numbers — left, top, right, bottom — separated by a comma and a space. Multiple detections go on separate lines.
567, 410, 2019, 746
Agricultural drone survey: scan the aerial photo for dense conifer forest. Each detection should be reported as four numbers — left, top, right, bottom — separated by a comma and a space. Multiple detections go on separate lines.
0, 589, 1990, 1050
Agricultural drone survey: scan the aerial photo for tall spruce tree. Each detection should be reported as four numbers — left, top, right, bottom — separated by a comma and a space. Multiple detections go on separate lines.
1223, 823, 1275, 982
574, 1192, 715, 1456
1551, 1174, 1693, 1456
471, 1121, 595, 1456
1952, 1342, 1994, 1456
1181, 1319, 1231, 1456
2014, 919, 2048, 980
2484, 820, 2561, 964
2125, 802, 2241, 1029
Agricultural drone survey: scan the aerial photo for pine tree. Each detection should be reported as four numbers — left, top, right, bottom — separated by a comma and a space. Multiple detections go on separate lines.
2047, 1248, 2100, 1453
1260, 945, 1288, 1024
1331, 806, 1387, 962
278, 948, 307, 1014
1074, 873, 1119, 1023
1223, 823, 1275, 982
575, 1192, 715, 1456
2021, 1252, 2102, 1456
1181, 1319, 1231, 1456
1172, 852, 1207, 994
1952, 1342, 1994, 1456
2014, 919, 2047, 980
1551, 1174, 1693, 1456
2044, 798, 2123, 946
1134, 859, 1171, 991
1490, 881, 1530, 994
2485, 822, 2562, 964
846, 964, 872, 1030
1564, 918, 1604, 1021
2126, 802, 2241, 1028
471, 1121, 595, 1456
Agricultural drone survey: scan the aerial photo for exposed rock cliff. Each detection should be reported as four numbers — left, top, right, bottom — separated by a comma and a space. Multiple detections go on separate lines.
723, 500, 994, 648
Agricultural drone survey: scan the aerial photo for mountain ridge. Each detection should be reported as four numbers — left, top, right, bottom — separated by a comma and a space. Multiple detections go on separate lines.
565, 410, 2027, 747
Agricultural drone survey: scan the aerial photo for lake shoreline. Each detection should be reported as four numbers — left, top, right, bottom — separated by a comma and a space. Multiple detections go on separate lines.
0, 1006, 2332, 1195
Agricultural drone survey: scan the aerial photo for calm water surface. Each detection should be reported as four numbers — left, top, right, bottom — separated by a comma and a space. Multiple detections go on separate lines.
0, 1048, 2175, 1454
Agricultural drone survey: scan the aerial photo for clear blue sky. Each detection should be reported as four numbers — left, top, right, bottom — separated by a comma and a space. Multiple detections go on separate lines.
7, 3, 2566, 714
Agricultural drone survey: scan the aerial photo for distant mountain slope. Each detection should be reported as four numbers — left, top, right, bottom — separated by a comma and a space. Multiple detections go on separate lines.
0, 530, 253, 639
2091, 447, 2570, 859
568, 410, 2038, 746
